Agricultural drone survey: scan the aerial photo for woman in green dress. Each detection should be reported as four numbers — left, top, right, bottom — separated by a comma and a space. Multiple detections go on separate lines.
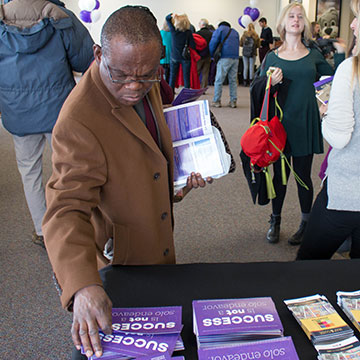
259, 3, 345, 245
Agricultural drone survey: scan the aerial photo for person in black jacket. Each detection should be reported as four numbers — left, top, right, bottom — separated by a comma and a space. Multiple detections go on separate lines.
196, 18, 213, 88
258, 17, 273, 63
166, 13, 196, 91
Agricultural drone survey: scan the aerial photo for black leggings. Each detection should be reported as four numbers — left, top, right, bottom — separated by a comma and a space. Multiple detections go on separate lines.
297, 182, 360, 259
272, 154, 314, 215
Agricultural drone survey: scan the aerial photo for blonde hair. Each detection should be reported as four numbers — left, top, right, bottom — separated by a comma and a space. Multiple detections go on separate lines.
276, 3, 312, 42
173, 14, 191, 32
351, 0, 360, 82
247, 23, 257, 37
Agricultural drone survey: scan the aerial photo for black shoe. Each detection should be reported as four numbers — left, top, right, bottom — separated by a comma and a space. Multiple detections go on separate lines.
288, 221, 307, 246
266, 215, 281, 244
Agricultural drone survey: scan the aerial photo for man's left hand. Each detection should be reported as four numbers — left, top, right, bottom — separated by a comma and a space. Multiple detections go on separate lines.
186, 172, 213, 189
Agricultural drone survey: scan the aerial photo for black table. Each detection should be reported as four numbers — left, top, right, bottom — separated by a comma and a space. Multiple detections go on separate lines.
73, 259, 360, 359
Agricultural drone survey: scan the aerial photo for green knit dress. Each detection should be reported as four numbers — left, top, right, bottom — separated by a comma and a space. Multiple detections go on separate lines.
260, 49, 339, 157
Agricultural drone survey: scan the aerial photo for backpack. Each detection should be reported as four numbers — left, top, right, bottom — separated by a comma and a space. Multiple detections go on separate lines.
243, 36, 255, 57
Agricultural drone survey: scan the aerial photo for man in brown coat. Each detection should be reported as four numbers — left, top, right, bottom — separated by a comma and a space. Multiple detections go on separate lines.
42, 6, 208, 359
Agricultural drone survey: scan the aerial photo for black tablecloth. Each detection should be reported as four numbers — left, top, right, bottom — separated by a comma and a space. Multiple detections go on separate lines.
72, 259, 360, 359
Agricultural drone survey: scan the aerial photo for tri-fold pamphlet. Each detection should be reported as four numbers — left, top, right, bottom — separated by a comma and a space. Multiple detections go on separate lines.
337, 290, 360, 332
315, 336, 360, 359
192, 297, 284, 349
163, 100, 231, 192
314, 76, 333, 106
284, 294, 354, 345
83, 306, 183, 360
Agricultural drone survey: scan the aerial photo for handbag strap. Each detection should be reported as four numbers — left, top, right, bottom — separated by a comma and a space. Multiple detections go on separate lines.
259, 74, 272, 122
221, 28, 232, 47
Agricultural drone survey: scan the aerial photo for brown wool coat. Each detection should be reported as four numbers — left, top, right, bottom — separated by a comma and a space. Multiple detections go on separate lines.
43, 63, 175, 309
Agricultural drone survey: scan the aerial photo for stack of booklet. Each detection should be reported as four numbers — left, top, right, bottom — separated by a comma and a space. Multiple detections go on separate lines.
315, 336, 360, 359
198, 336, 299, 360
192, 297, 284, 349
284, 294, 354, 345
337, 290, 360, 332
84, 306, 184, 360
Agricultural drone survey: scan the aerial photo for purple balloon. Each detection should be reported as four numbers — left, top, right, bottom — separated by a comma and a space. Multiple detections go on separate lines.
79, 10, 92, 23
238, 16, 245, 28
243, 6, 252, 15
94, 0, 100, 10
249, 8, 260, 21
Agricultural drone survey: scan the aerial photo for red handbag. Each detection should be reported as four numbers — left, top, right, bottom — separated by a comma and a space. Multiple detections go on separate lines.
241, 73, 308, 200
240, 74, 286, 169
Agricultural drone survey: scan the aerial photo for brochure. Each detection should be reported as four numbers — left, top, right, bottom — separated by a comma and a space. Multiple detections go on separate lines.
284, 294, 353, 345
314, 76, 333, 105
86, 306, 184, 360
193, 297, 283, 348
198, 336, 299, 360
111, 306, 183, 335
163, 100, 231, 190
172, 87, 208, 106
315, 336, 360, 359
337, 290, 360, 332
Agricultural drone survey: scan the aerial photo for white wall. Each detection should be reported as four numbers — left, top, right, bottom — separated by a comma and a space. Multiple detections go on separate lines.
64, 0, 352, 47
64, 0, 281, 43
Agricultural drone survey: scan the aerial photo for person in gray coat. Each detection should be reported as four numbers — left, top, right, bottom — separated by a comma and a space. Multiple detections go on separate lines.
0, 0, 94, 247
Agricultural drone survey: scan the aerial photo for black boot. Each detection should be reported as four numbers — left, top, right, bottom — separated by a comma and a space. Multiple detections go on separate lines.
266, 215, 281, 244
288, 220, 307, 246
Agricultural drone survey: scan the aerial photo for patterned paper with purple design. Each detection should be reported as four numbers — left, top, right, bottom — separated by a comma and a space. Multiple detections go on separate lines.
111, 307, 182, 335
193, 298, 283, 336
198, 337, 299, 360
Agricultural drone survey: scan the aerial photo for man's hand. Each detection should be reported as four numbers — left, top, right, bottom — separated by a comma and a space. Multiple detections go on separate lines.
72, 285, 112, 358
174, 172, 213, 201
186, 172, 213, 189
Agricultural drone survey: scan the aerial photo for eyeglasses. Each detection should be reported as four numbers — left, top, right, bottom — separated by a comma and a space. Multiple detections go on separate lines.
102, 56, 161, 84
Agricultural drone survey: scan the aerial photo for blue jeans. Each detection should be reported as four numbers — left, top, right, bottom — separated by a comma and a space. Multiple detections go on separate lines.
242, 56, 255, 80
169, 59, 191, 89
213, 57, 239, 103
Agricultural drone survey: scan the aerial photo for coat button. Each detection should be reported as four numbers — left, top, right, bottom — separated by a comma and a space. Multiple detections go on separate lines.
161, 212, 168, 220
153, 172, 160, 180
163, 248, 169, 256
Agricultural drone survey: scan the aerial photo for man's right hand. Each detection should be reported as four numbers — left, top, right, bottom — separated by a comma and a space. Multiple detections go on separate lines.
71, 285, 113, 358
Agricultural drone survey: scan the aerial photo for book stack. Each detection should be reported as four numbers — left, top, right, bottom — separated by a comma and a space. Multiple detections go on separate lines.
337, 290, 360, 332
284, 294, 354, 345
84, 306, 184, 360
315, 336, 360, 359
192, 297, 284, 349
198, 336, 299, 360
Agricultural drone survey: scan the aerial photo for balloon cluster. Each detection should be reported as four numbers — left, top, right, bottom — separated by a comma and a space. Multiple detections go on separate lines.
79, 0, 101, 23
238, 0, 261, 28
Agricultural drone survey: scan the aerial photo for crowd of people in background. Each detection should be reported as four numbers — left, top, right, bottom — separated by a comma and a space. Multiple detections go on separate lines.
1, 1, 359, 358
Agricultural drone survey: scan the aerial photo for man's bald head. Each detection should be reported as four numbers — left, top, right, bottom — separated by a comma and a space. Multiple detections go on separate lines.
100, 6, 162, 56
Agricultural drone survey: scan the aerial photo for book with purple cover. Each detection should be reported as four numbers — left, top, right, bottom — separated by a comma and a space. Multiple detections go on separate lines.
198, 337, 299, 360
172, 87, 208, 106
87, 307, 184, 360
193, 298, 283, 348
111, 307, 182, 335
87, 332, 179, 359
